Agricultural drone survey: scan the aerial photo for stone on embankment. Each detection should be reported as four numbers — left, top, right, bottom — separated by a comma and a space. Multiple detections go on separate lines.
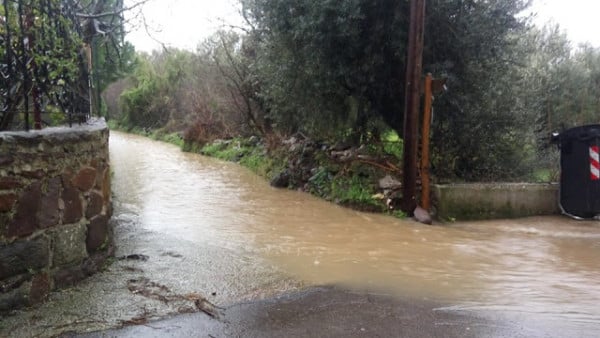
414, 206, 433, 225
270, 170, 290, 188
379, 175, 402, 190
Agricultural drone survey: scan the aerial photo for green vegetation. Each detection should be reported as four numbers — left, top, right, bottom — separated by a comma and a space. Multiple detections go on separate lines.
1, 0, 136, 131
331, 175, 382, 211
97, 0, 600, 217
193, 135, 402, 214
108, 120, 184, 148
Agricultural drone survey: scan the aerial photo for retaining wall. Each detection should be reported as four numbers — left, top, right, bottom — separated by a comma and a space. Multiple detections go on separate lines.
0, 119, 112, 312
433, 183, 560, 221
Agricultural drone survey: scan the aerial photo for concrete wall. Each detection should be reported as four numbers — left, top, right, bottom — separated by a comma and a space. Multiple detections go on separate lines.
0, 119, 112, 312
433, 183, 559, 221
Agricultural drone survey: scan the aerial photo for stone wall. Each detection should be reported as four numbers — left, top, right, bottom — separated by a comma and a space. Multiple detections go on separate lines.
433, 183, 560, 221
0, 119, 112, 312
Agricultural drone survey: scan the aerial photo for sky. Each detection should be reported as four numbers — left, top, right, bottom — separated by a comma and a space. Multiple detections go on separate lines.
125, 0, 600, 52
529, 0, 600, 47
124, 0, 242, 52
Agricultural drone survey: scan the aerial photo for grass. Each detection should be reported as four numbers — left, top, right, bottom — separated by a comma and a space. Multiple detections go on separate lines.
201, 140, 246, 161
330, 174, 383, 211
531, 168, 558, 183
107, 120, 184, 148
199, 139, 282, 179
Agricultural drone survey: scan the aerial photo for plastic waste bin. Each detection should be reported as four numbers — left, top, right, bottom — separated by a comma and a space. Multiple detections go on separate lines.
553, 124, 600, 219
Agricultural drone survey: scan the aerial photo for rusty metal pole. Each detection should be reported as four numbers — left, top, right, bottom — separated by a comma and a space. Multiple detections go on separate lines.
401, 0, 426, 214
420, 73, 433, 211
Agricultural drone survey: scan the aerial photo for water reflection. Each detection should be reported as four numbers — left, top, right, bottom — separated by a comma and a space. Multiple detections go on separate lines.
110, 131, 600, 325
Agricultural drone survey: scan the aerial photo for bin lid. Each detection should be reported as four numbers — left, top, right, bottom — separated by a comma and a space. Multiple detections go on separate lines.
557, 124, 600, 142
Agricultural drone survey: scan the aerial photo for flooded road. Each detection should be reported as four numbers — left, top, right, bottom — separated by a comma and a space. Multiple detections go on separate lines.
110, 131, 600, 329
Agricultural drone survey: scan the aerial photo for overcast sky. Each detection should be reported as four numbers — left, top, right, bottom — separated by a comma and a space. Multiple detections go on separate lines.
125, 0, 600, 52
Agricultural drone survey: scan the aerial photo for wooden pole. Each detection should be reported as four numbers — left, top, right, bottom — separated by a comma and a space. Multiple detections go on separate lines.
401, 0, 426, 214
420, 73, 433, 211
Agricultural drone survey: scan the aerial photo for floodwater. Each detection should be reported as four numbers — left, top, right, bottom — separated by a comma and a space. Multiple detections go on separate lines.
110, 131, 600, 329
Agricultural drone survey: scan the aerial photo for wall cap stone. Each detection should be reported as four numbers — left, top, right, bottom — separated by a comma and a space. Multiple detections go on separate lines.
0, 118, 107, 142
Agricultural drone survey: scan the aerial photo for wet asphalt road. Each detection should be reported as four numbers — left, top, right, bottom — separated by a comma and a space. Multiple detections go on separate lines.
64, 286, 598, 338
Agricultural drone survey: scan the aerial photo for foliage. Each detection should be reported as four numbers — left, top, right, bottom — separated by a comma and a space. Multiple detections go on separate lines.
0, 0, 137, 131
241, 0, 544, 181
330, 174, 381, 210
118, 41, 256, 143
424, 0, 534, 181
1, 0, 85, 130
242, 0, 409, 141
112, 0, 600, 185
382, 130, 403, 159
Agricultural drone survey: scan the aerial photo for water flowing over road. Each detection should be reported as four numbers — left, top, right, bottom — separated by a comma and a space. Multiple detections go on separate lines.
110, 131, 600, 330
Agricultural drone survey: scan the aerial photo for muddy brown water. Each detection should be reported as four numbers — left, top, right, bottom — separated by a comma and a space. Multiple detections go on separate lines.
110, 131, 600, 328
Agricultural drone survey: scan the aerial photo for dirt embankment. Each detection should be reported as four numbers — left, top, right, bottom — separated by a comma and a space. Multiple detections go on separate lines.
197, 134, 408, 217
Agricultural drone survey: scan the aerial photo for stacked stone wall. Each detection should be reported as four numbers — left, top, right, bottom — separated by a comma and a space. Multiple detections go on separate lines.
0, 120, 112, 312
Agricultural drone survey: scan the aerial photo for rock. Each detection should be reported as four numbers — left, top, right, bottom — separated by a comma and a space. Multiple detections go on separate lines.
101, 168, 111, 204
246, 136, 260, 146
71, 167, 97, 192
0, 238, 50, 279
38, 177, 61, 228
21, 169, 45, 179
414, 206, 433, 225
386, 197, 402, 210
283, 136, 297, 145
0, 155, 14, 166
62, 185, 82, 224
0, 280, 30, 312
0, 177, 21, 190
51, 223, 88, 267
379, 175, 402, 190
0, 193, 17, 212
53, 265, 85, 289
29, 273, 51, 305
270, 170, 290, 188
85, 192, 104, 219
331, 150, 353, 162
82, 252, 109, 276
7, 182, 42, 238
86, 215, 109, 252
332, 141, 352, 151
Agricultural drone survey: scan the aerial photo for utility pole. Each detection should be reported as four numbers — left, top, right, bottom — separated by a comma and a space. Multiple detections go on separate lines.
401, 0, 426, 214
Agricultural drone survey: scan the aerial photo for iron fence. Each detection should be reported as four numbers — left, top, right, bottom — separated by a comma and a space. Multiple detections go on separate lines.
1, 0, 91, 132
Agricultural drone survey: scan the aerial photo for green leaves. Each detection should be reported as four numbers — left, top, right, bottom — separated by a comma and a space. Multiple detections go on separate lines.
1, 0, 135, 130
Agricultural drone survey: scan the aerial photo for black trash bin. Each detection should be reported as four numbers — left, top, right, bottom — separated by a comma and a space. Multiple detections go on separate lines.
554, 124, 600, 219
